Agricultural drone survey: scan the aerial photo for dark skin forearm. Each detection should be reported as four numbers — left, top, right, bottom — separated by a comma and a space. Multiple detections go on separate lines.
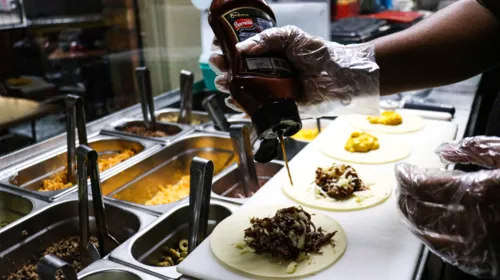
374, 0, 500, 95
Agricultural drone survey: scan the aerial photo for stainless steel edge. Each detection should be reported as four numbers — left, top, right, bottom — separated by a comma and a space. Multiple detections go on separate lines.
78, 259, 162, 279
210, 160, 285, 205
413, 246, 429, 280
0, 88, 183, 171
0, 194, 157, 237
102, 118, 195, 144
0, 184, 48, 212
0, 134, 161, 202
109, 200, 237, 280
0, 185, 49, 234
99, 131, 237, 216
134, 108, 212, 130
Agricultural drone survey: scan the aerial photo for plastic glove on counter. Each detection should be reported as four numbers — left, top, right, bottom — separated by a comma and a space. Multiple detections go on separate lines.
395, 136, 500, 279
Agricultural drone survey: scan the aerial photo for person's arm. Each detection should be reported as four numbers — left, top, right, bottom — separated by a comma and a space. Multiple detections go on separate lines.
375, 0, 500, 95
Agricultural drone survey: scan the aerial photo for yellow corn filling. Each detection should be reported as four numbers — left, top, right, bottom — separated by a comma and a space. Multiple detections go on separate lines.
39, 149, 135, 191
367, 111, 403, 126
145, 176, 191, 205
344, 132, 380, 153
292, 129, 319, 142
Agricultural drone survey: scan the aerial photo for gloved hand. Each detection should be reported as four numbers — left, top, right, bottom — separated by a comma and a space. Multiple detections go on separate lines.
209, 25, 380, 119
395, 136, 500, 279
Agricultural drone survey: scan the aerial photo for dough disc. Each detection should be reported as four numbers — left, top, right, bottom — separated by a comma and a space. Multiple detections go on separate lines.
210, 205, 347, 279
347, 113, 425, 134
319, 131, 411, 164
282, 164, 392, 211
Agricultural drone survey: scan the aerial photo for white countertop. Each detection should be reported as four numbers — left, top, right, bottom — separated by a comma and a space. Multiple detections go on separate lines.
178, 117, 458, 280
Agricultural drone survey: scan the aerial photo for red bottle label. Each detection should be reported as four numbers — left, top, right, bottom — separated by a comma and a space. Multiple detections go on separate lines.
234, 18, 254, 31
222, 7, 292, 77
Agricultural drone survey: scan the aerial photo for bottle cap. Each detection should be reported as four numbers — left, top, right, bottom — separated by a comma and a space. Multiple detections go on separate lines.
251, 99, 302, 140
254, 138, 279, 163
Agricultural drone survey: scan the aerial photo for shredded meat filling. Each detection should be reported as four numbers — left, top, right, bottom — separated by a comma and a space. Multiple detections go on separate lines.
123, 125, 168, 137
315, 164, 367, 200
243, 206, 336, 261
5, 236, 99, 280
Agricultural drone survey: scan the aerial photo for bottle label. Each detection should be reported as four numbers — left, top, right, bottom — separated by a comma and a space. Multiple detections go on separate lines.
222, 7, 292, 77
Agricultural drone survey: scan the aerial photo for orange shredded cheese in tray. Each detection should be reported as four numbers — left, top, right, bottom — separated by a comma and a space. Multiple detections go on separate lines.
38, 149, 135, 192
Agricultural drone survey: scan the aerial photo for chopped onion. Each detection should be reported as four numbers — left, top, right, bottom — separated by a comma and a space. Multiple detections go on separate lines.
286, 261, 298, 274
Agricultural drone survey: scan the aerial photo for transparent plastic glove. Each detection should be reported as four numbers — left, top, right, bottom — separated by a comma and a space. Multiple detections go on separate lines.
395, 136, 500, 279
436, 136, 500, 169
209, 25, 380, 119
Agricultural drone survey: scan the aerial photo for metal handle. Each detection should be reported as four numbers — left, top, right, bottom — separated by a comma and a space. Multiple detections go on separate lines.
66, 94, 88, 145
66, 101, 76, 185
178, 70, 194, 124
202, 94, 230, 132
230, 124, 260, 197
65, 94, 88, 184
76, 147, 100, 267
78, 145, 119, 257
136, 67, 150, 126
37, 255, 78, 280
77, 144, 90, 255
316, 118, 322, 133
188, 157, 214, 253
136, 67, 157, 128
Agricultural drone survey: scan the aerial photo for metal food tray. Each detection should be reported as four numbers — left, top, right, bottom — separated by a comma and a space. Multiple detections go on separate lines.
0, 186, 47, 232
110, 202, 235, 280
291, 118, 334, 144
0, 197, 157, 279
103, 118, 194, 144
0, 133, 159, 202
100, 133, 238, 215
135, 108, 212, 127
200, 119, 259, 144
79, 260, 162, 279
211, 160, 284, 205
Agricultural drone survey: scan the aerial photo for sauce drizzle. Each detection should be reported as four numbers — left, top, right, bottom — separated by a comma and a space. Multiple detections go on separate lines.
279, 133, 293, 186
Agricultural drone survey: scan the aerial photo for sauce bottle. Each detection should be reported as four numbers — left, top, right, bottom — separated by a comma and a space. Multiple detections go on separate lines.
208, 0, 303, 164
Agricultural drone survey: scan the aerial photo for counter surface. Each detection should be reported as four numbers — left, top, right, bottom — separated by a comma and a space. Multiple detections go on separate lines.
178, 117, 458, 280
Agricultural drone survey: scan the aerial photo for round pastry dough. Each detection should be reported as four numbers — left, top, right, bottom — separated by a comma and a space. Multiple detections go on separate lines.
347, 113, 425, 134
210, 205, 347, 279
319, 131, 411, 164
282, 164, 392, 211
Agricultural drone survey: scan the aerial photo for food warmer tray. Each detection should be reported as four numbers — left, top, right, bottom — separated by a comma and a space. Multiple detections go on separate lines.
0, 195, 158, 279
103, 117, 194, 144
177, 117, 458, 280
110, 201, 238, 280
0, 133, 160, 202
0, 185, 48, 233
98, 132, 239, 215
78, 259, 163, 279
134, 108, 213, 129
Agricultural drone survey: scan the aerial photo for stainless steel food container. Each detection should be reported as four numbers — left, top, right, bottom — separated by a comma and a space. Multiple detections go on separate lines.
100, 133, 237, 215
0, 198, 157, 279
0, 133, 159, 202
211, 160, 284, 205
0, 186, 47, 232
200, 119, 258, 144
79, 260, 162, 279
135, 108, 212, 127
103, 118, 193, 144
110, 202, 234, 280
